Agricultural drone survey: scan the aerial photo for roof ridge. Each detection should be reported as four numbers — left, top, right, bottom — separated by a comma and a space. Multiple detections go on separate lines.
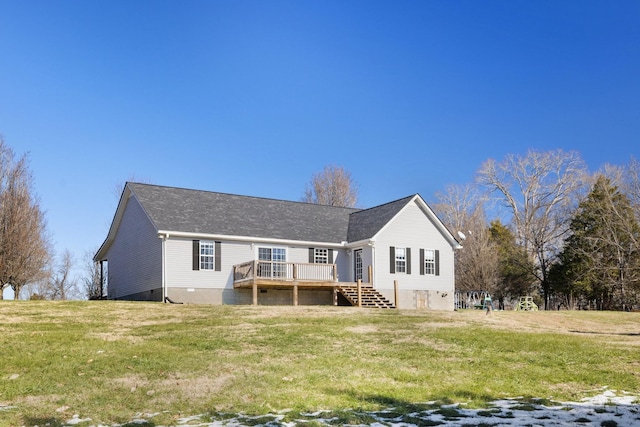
127, 182, 361, 212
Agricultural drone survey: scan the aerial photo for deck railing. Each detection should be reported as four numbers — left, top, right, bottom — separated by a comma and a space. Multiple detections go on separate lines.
233, 260, 338, 283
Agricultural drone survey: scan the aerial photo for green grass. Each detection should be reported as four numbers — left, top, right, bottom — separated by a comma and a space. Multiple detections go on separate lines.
0, 301, 639, 426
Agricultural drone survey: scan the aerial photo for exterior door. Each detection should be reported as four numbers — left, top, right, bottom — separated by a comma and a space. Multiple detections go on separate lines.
354, 249, 363, 282
258, 247, 286, 278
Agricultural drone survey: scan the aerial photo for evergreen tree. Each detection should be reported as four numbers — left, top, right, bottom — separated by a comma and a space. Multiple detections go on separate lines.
553, 176, 640, 310
489, 220, 536, 305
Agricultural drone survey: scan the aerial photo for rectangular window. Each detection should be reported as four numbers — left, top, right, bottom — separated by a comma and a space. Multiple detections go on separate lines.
314, 248, 329, 264
200, 241, 215, 270
395, 247, 406, 273
424, 249, 435, 275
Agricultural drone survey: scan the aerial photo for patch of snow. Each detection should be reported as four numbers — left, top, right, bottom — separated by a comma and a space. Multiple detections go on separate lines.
9, 390, 639, 426
66, 414, 92, 425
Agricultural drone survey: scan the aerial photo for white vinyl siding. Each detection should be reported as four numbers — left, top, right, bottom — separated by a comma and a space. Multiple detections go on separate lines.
374, 200, 454, 292
166, 239, 246, 289
165, 240, 343, 289
106, 195, 162, 299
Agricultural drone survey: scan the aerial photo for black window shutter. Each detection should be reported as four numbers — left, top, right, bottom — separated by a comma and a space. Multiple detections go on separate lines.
389, 246, 395, 273
406, 248, 412, 274
309, 248, 315, 263
192, 240, 200, 271
328, 249, 334, 264
435, 250, 440, 276
215, 241, 222, 271
420, 249, 425, 275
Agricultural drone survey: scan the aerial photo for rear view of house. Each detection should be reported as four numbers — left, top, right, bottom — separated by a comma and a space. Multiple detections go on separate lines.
94, 183, 461, 310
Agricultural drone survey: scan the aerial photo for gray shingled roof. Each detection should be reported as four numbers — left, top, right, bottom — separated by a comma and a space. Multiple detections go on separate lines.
347, 196, 414, 242
129, 183, 362, 243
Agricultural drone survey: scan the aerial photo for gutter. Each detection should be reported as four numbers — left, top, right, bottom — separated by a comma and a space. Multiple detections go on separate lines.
156, 230, 350, 249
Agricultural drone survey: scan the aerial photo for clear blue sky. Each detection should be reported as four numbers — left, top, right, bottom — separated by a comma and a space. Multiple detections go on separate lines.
1, 0, 639, 289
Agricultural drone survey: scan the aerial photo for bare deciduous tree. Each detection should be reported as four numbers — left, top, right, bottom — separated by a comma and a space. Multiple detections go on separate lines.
0, 137, 51, 299
604, 157, 640, 223
434, 184, 500, 293
46, 249, 79, 300
83, 249, 103, 300
433, 183, 483, 234
477, 149, 588, 309
302, 165, 358, 207
113, 174, 152, 200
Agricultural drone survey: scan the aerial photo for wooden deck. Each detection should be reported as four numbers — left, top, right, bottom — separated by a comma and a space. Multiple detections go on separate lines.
233, 260, 339, 289
232, 260, 394, 308
233, 260, 342, 306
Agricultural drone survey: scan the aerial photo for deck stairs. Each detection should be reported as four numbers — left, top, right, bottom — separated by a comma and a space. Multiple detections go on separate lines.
337, 284, 395, 309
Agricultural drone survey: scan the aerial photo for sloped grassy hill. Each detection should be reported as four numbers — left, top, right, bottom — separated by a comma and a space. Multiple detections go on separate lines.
1, 301, 638, 426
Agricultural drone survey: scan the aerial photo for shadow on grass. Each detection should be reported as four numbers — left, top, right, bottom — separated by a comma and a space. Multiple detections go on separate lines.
342, 389, 500, 410
22, 417, 157, 427
569, 330, 640, 336
22, 418, 65, 427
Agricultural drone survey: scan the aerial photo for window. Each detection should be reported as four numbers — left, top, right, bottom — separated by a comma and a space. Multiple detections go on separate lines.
395, 247, 406, 273
200, 241, 215, 270
309, 248, 333, 264
420, 248, 439, 276
258, 247, 287, 278
390, 246, 411, 274
192, 240, 221, 271
314, 248, 329, 264
424, 249, 435, 275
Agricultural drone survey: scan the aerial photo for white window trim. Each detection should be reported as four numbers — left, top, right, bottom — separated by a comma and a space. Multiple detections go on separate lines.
314, 248, 329, 264
424, 248, 436, 276
395, 247, 406, 274
255, 245, 288, 261
200, 240, 215, 270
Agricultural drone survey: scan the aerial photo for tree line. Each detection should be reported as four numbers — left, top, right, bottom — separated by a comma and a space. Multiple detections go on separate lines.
2, 135, 639, 310
434, 149, 640, 311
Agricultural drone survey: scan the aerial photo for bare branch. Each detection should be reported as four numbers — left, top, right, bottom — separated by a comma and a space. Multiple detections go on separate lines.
302, 165, 358, 207
476, 149, 589, 308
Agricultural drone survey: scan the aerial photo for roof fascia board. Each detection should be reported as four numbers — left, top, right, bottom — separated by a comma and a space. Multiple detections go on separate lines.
94, 183, 163, 262
414, 196, 463, 249
94, 185, 133, 261
157, 230, 346, 248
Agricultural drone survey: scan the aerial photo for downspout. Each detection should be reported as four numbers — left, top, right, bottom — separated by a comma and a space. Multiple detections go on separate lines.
159, 233, 168, 302
369, 240, 376, 287
99, 261, 104, 298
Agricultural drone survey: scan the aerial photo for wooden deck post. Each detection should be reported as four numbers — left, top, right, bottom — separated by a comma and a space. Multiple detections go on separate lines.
368, 265, 373, 285
293, 284, 298, 306
394, 280, 399, 309
252, 283, 258, 306
333, 287, 338, 306
357, 279, 362, 308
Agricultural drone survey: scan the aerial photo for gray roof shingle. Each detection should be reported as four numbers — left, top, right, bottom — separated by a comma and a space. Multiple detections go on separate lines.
347, 196, 414, 242
129, 183, 363, 243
